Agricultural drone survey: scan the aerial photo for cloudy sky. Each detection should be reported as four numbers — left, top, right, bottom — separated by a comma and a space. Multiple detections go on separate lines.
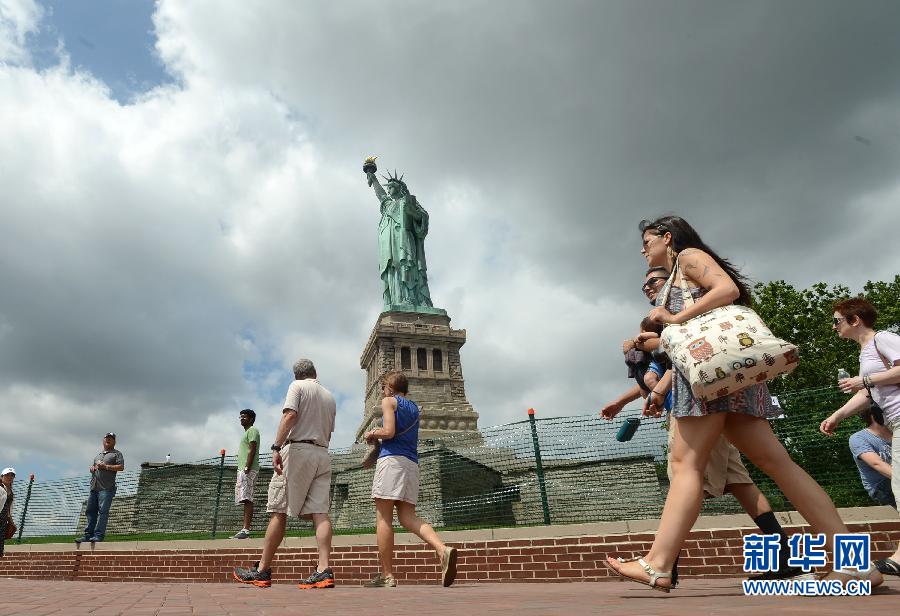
2, 0, 899, 480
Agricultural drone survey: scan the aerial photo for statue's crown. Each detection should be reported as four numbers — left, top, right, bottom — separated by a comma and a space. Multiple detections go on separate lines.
382, 169, 404, 183
381, 169, 408, 192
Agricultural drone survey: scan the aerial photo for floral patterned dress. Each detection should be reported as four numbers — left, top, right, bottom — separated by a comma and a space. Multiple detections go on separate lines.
664, 286, 777, 419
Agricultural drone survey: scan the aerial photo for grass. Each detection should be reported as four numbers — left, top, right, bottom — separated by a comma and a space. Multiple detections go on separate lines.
14, 526, 435, 545
18, 531, 218, 545
15, 520, 539, 545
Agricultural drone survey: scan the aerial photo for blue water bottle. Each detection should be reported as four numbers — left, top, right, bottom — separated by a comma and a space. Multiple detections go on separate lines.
616, 417, 641, 442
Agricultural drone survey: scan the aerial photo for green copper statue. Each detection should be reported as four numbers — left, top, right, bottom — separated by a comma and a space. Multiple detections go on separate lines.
364, 157, 443, 314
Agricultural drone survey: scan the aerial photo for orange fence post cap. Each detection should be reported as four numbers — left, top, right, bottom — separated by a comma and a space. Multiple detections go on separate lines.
527, 408, 536, 416
219, 449, 226, 456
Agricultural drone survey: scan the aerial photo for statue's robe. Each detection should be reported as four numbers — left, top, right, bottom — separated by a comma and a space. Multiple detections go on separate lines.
378, 194, 433, 308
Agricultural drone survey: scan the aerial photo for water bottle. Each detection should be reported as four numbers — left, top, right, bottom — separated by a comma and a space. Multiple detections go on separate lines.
616, 417, 641, 442
837, 368, 851, 382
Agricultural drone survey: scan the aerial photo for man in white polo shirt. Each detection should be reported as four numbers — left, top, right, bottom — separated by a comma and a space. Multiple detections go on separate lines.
233, 358, 337, 589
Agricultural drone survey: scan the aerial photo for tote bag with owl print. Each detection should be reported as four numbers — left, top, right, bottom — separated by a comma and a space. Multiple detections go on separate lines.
658, 260, 800, 402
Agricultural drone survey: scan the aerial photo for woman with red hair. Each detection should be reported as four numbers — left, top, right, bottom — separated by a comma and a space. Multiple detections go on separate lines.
821, 297, 900, 577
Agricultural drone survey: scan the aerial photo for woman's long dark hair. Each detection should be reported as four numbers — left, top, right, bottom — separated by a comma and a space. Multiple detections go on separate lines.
639, 215, 752, 306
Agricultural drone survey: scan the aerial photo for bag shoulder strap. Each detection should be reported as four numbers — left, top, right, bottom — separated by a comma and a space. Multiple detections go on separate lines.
675, 257, 695, 308
393, 396, 420, 438
872, 332, 892, 370
396, 417, 419, 438
658, 256, 695, 309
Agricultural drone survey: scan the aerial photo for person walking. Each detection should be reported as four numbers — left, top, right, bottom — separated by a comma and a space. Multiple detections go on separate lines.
77, 433, 124, 544
821, 297, 900, 576
601, 317, 662, 417
600, 268, 672, 418
233, 359, 337, 589
0, 468, 15, 557
363, 370, 458, 588
605, 216, 882, 592
603, 269, 801, 581
231, 409, 261, 539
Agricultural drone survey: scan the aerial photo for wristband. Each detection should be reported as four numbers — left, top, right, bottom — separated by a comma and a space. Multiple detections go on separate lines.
863, 374, 873, 388
270, 443, 282, 452
651, 390, 665, 396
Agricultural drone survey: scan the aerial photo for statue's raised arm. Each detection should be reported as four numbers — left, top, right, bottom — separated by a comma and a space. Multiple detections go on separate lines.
364, 156, 387, 202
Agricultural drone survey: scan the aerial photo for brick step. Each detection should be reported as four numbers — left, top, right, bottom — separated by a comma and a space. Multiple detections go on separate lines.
2, 519, 897, 584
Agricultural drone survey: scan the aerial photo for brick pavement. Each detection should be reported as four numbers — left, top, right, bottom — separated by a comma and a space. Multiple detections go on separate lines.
0, 577, 897, 615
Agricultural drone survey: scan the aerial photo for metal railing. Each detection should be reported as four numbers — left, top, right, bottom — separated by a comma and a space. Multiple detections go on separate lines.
6, 386, 881, 542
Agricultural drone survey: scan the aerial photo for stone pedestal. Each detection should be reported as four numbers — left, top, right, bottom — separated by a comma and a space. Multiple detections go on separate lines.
356, 310, 480, 443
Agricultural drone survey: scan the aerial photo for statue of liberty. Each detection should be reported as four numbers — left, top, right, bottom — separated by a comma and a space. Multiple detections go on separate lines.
364, 157, 441, 313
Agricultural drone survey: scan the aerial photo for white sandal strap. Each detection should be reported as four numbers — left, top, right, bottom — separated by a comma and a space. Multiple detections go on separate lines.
826, 563, 875, 580
638, 558, 671, 587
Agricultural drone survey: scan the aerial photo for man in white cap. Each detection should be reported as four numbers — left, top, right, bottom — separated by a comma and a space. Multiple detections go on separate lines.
77, 433, 124, 544
1, 467, 15, 556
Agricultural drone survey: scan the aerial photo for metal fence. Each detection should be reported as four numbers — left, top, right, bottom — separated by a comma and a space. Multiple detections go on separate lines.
6, 385, 882, 542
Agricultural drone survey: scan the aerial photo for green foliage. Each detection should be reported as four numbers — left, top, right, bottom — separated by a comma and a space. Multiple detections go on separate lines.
863, 277, 900, 330
752, 275, 900, 394
746, 276, 900, 509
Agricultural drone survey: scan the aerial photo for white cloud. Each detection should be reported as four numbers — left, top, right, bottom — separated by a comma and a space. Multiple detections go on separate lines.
2, 0, 900, 479
0, 0, 42, 63
0, 61, 333, 469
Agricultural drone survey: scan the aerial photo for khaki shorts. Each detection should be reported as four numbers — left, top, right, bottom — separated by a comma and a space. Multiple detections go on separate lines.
666, 420, 753, 498
234, 469, 258, 504
888, 416, 900, 510
266, 443, 331, 516
371, 455, 420, 504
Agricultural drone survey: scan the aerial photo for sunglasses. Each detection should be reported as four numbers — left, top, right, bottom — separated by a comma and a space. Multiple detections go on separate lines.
832, 317, 846, 326
638, 220, 668, 234
642, 277, 667, 293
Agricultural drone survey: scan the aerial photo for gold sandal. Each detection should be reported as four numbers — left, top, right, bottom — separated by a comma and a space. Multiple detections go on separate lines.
606, 556, 673, 593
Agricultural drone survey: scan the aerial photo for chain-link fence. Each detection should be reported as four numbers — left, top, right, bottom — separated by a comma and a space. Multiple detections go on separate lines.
6, 385, 883, 543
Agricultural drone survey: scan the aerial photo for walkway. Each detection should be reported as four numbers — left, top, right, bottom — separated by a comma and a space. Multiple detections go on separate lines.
1, 576, 897, 615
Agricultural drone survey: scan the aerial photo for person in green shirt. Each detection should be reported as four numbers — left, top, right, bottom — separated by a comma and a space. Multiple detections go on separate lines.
232, 409, 261, 539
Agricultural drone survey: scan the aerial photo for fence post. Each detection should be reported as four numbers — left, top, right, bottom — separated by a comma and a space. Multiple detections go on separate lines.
16, 474, 35, 544
527, 409, 551, 525
211, 449, 226, 539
